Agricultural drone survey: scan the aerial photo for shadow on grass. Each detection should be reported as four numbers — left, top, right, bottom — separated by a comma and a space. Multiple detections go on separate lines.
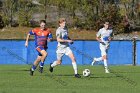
0, 69, 29, 72
112, 71, 140, 73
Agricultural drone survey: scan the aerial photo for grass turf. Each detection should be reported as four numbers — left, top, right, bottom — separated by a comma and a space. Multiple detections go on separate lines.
0, 65, 140, 93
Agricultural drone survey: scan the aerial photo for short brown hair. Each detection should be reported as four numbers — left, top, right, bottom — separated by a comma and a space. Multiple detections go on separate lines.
40, 20, 46, 24
58, 18, 66, 24
104, 22, 109, 25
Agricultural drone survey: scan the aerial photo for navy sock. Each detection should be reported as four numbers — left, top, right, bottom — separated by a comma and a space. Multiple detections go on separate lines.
32, 65, 37, 71
40, 62, 44, 67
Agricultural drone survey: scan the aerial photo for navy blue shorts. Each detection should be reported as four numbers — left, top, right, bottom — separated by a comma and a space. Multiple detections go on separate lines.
36, 46, 47, 56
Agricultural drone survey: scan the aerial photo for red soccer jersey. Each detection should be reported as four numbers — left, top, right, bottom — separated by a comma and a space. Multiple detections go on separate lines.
29, 28, 52, 48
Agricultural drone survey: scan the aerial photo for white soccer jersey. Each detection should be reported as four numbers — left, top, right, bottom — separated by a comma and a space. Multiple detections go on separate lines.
56, 27, 72, 58
97, 27, 113, 56
96, 28, 113, 45
56, 27, 69, 48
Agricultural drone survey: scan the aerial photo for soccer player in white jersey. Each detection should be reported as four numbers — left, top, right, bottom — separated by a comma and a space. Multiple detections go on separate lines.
49, 18, 81, 78
91, 21, 113, 73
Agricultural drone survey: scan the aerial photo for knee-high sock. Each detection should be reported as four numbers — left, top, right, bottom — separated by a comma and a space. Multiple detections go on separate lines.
104, 59, 108, 69
72, 62, 78, 74
51, 61, 58, 67
40, 62, 44, 67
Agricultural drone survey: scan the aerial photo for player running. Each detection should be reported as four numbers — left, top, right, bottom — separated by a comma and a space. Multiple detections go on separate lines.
49, 18, 81, 78
91, 21, 113, 73
25, 20, 53, 76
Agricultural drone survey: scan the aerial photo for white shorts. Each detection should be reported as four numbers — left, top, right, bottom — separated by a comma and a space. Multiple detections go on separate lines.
56, 47, 72, 60
99, 43, 109, 56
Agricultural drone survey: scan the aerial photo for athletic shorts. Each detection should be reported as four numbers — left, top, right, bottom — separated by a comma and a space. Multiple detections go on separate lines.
56, 47, 72, 60
36, 46, 47, 56
99, 43, 109, 56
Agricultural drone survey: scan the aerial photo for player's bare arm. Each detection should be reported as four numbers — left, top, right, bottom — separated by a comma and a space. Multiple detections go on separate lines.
25, 33, 30, 47
108, 37, 112, 42
96, 37, 105, 45
108, 33, 113, 41
96, 37, 102, 42
57, 37, 72, 43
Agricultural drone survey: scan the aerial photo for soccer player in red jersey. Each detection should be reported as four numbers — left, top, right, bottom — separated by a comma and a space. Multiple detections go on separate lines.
25, 20, 53, 76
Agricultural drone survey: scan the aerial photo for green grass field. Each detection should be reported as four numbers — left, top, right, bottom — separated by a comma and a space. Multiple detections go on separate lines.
0, 65, 140, 93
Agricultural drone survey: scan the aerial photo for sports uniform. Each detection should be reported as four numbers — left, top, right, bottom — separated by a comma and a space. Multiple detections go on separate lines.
29, 28, 52, 56
56, 27, 72, 60
27, 26, 53, 76
91, 25, 113, 73
49, 18, 81, 78
97, 28, 112, 56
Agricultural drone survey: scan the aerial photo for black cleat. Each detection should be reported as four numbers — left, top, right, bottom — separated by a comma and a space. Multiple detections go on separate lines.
75, 74, 81, 78
39, 66, 43, 73
49, 63, 53, 72
30, 68, 34, 76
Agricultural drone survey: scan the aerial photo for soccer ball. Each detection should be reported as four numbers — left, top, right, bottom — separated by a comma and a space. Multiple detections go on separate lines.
83, 69, 90, 77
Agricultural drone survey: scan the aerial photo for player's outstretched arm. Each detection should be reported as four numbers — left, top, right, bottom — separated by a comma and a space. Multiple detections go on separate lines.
57, 37, 72, 43
25, 34, 30, 47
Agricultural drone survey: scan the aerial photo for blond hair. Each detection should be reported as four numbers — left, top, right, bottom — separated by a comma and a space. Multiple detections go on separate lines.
58, 18, 66, 24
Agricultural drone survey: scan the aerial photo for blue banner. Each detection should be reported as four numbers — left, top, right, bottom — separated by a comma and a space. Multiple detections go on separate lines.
136, 41, 140, 65
0, 40, 135, 65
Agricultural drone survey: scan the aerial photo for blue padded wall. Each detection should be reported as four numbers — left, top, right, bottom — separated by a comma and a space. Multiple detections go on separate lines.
82, 41, 100, 65
0, 40, 27, 64
136, 41, 140, 65
0, 40, 135, 65
108, 41, 133, 65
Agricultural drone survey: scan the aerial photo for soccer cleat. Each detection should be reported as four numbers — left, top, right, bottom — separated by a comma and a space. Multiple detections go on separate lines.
91, 58, 96, 66
39, 66, 43, 73
30, 68, 34, 76
105, 69, 110, 73
75, 74, 81, 78
49, 63, 53, 72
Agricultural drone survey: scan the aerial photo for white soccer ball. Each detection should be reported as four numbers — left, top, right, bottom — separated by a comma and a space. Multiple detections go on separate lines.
83, 69, 90, 77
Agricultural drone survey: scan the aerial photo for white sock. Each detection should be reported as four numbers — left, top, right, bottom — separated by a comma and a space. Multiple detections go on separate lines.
95, 57, 102, 62
72, 62, 78, 74
104, 59, 108, 69
51, 61, 58, 67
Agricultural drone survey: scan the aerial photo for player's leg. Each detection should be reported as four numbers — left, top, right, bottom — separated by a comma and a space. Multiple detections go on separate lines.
40, 50, 47, 65
91, 57, 103, 65
102, 54, 109, 73
30, 56, 41, 76
91, 44, 103, 65
39, 50, 47, 73
101, 47, 109, 73
36, 46, 47, 73
66, 47, 81, 78
49, 53, 63, 72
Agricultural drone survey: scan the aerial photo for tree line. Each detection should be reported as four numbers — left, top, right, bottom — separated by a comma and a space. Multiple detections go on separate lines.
0, 0, 140, 33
